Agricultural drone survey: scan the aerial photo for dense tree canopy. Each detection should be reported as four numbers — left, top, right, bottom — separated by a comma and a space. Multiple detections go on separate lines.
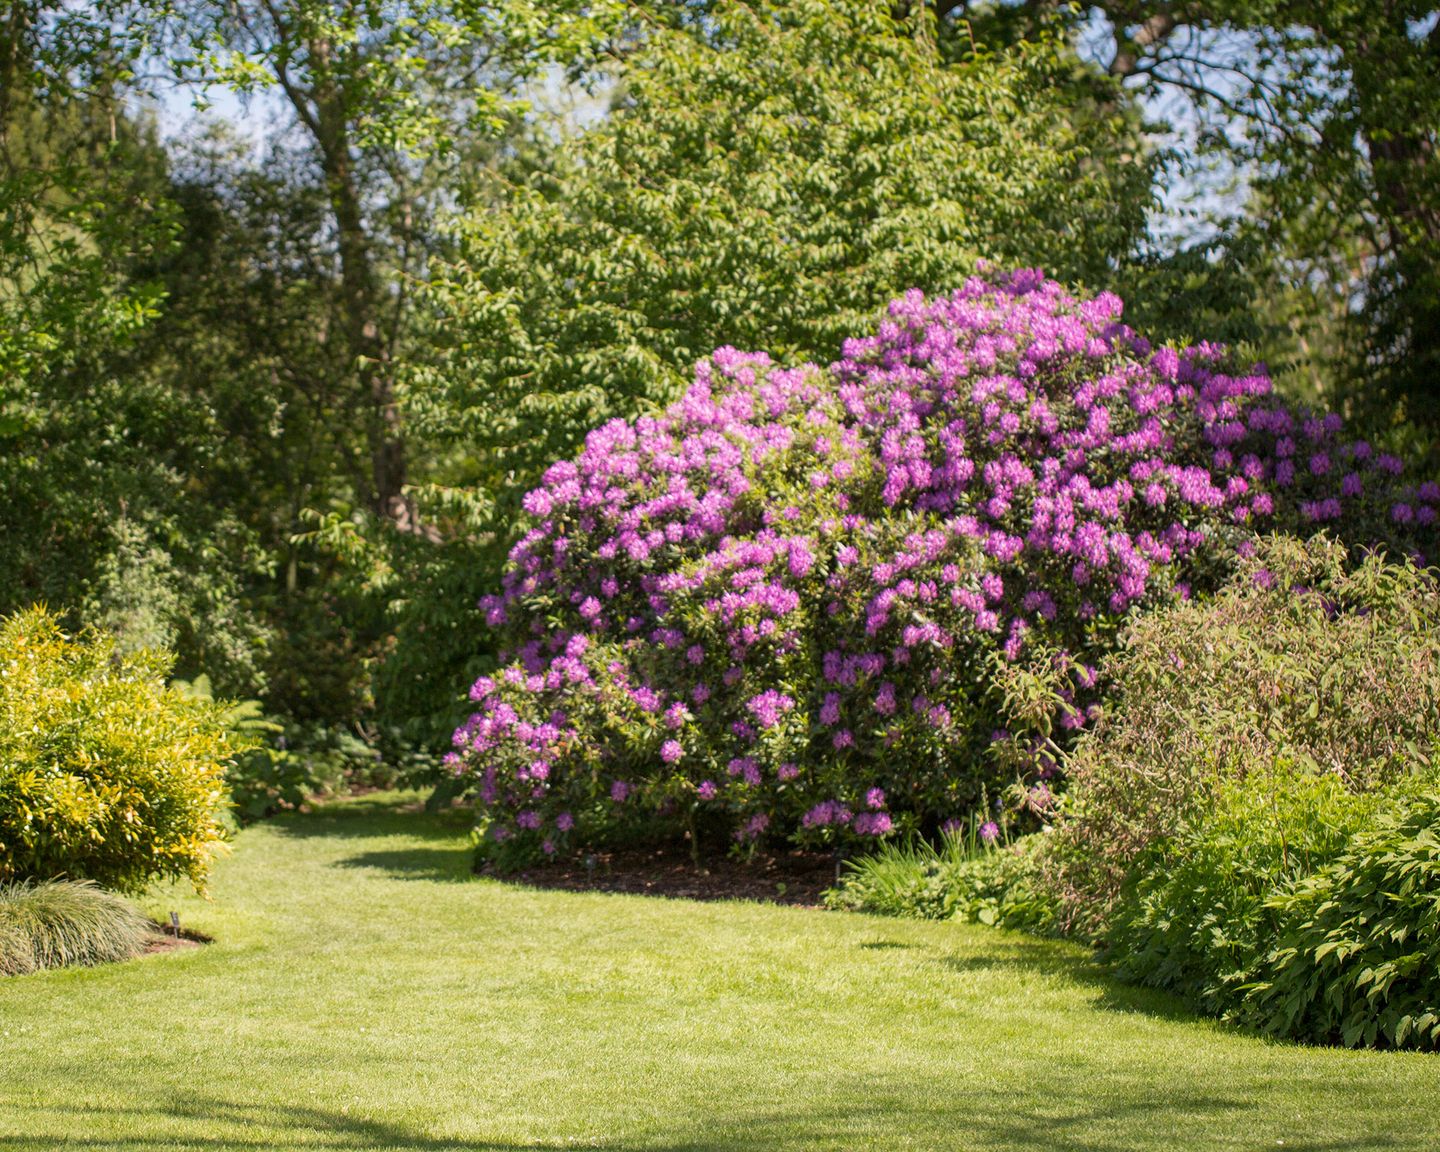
410, 0, 1155, 513
935, 0, 1440, 432
0, 0, 1434, 765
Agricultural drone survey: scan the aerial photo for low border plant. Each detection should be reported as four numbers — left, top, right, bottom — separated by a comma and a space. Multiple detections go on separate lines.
1228, 786, 1440, 1050
0, 880, 154, 976
827, 819, 1056, 932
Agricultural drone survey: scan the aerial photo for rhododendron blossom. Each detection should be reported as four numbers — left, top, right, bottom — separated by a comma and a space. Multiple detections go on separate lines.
451, 270, 1437, 863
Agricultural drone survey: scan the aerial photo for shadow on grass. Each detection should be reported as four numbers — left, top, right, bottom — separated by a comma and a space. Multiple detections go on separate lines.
2, 1089, 1416, 1152
267, 794, 474, 844
251, 797, 1275, 1041
333, 847, 475, 883
269, 796, 1202, 1030
935, 939, 1206, 1024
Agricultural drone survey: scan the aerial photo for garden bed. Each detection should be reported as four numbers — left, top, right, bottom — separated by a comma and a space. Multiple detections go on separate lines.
141, 923, 211, 957
495, 844, 840, 906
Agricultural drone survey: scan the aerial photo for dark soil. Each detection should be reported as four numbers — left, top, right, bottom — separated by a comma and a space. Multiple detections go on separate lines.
494, 845, 842, 907
142, 923, 211, 956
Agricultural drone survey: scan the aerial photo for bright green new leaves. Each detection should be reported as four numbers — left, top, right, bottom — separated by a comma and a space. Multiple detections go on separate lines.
0, 607, 239, 894
1242, 791, 1440, 1049
410, 0, 1154, 530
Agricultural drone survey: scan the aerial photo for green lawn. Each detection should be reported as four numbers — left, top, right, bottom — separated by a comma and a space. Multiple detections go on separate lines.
1, 793, 1435, 1151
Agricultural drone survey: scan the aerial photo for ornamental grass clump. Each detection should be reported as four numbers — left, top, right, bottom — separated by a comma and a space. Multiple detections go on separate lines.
0, 880, 154, 976
826, 825, 1056, 932
452, 270, 1439, 866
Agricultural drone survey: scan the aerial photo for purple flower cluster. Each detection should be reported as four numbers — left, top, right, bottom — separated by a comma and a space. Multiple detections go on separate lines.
451, 269, 1437, 861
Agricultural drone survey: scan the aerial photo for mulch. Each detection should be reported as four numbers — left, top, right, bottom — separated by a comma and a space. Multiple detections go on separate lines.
142, 923, 211, 956
494, 845, 844, 908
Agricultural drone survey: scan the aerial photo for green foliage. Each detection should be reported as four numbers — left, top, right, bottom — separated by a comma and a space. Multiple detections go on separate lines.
223, 744, 315, 826
220, 723, 395, 826
0, 3, 171, 392
0, 110, 275, 702
0, 11, 271, 696
173, 675, 303, 825
1043, 0, 1440, 433
175, 674, 418, 821
374, 551, 499, 754
412, 0, 1154, 530
0, 878, 153, 977
396, 0, 1156, 744
1106, 766, 1380, 1011
0, 607, 237, 894
1043, 535, 1440, 936
1036, 535, 1440, 1048
1106, 770, 1440, 1050
827, 828, 1056, 933
1234, 789, 1440, 1049
1225, 0, 1440, 433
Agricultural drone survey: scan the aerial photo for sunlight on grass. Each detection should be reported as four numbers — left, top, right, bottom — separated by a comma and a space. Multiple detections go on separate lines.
0, 792, 1434, 1151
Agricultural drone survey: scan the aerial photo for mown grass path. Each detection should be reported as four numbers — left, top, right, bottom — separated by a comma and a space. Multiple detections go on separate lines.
1, 793, 1435, 1151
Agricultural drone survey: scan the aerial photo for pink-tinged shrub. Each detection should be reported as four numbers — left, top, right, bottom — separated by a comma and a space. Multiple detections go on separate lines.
451, 269, 1438, 864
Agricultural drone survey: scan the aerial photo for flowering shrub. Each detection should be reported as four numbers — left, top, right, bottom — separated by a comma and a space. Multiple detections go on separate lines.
451, 270, 1438, 865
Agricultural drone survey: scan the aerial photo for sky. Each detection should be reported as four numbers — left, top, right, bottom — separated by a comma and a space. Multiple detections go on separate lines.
151, 12, 1260, 251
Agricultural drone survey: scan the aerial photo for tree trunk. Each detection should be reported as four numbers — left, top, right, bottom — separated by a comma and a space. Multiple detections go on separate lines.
306, 36, 412, 530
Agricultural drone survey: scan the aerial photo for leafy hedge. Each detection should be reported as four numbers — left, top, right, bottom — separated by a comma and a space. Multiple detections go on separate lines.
1236, 790, 1440, 1049
452, 272, 1438, 866
0, 607, 236, 893
1105, 767, 1378, 1014
1044, 536, 1440, 936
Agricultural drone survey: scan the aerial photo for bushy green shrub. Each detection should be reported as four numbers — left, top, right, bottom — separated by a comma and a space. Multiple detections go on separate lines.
1106, 766, 1381, 1012
172, 677, 305, 824
827, 828, 1056, 933
0, 879, 154, 976
1231, 789, 1440, 1049
0, 607, 236, 893
1105, 775, 1440, 1050
1037, 537, 1440, 1047
222, 719, 419, 824
1044, 535, 1440, 936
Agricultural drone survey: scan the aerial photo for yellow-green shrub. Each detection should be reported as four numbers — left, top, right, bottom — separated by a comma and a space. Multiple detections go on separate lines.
0, 607, 234, 893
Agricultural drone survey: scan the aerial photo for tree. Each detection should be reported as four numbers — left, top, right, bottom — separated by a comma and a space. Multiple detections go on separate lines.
0, 3, 242, 677
413, 0, 1155, 522
0, 2, 169, 394
168, 0, 627, 528
380, 0, 1156, 750
932, 1, 1440, 432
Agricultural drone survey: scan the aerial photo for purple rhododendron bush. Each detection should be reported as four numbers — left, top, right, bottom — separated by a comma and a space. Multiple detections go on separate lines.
450, 269, 1438, 866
